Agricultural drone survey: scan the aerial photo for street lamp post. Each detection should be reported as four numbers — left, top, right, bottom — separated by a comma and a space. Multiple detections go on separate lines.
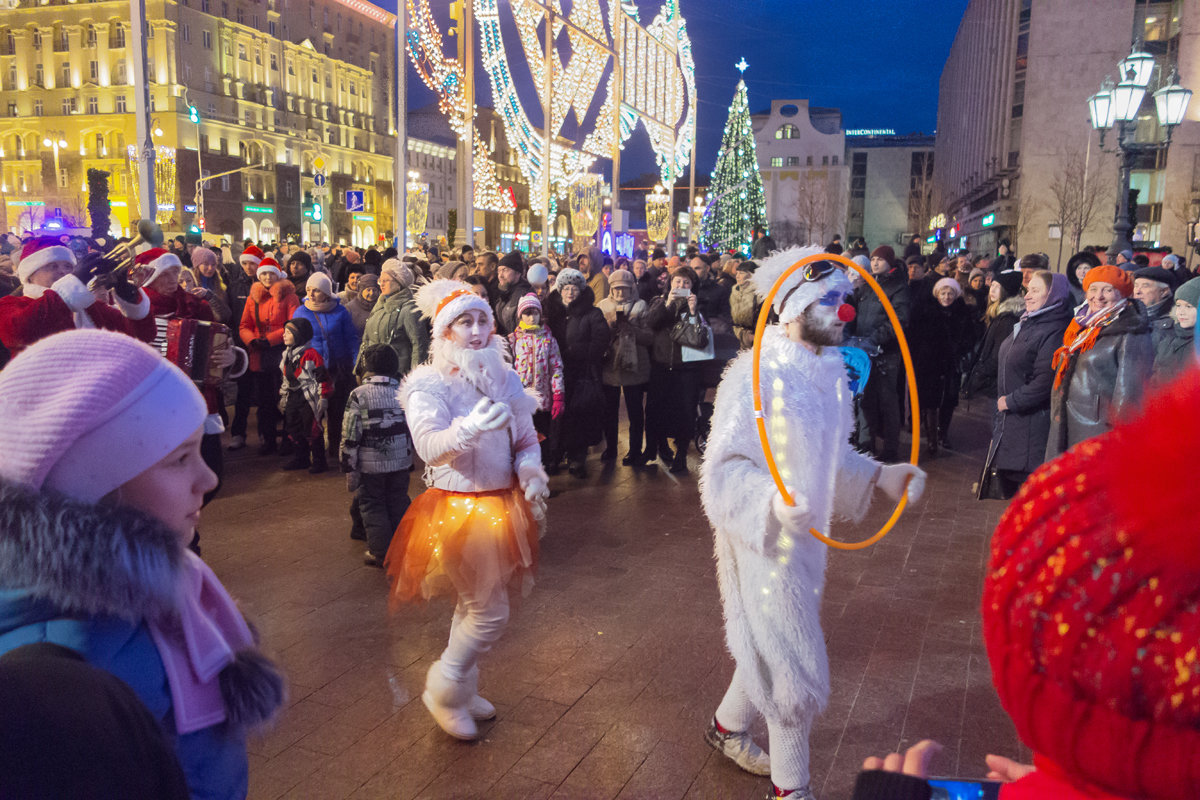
1087, 44, 1192, 258
42, 131, 69, 199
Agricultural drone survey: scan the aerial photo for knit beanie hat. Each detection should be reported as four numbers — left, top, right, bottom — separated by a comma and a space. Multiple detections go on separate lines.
1083, 265, 1134, 297
608, 269, 634, 289
933, 276, 963, 301
751, 245, 853, 325
239, 245, 264, 266
381, 258, 414, 289
499, 250, 525, 275
555, 268, 587, 291
17, 236, 76, 283
527, 263, 549, 287
256, 257, 283, 280
305, 271, 334, 298
1174, 276, 1200, 308
517, 293, 542, 318
0, 329, 207, 503
284, 317, 312, 346
995, 270, 1023, 298
984, 368, 1200, 799
133, 247, 183, 288
1161, 253, 1183, 271
414, 279, 494, 339
869, 245, 896, 265
359, 343, 399, 378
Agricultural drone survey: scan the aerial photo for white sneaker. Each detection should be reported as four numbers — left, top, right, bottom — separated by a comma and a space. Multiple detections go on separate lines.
465, 666, 496, 721
705, 717, 771, 776
422, 661, 478, 740
227, 435, 246, 451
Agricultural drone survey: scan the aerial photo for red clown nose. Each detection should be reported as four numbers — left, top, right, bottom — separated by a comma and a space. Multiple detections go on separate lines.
837, 304, 856, 323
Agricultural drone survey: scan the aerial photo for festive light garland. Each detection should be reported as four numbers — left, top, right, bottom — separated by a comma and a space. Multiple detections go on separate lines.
472, 133, 516, 212
645, 184, 670, 241
702, 75, 767, 252
126, 144, 177, 225
406, 0, 469, 137
568, 174, 601, 239
406, 175, 430, 236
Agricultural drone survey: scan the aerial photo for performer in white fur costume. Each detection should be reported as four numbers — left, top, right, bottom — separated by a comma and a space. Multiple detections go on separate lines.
699, 246, 926, 799
385, 279, 550, 741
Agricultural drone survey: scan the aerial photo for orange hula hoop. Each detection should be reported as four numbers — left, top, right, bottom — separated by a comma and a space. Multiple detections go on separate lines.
751, 252, 920, 551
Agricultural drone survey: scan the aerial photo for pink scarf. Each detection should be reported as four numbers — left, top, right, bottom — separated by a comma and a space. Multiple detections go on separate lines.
147, 551, 255, 734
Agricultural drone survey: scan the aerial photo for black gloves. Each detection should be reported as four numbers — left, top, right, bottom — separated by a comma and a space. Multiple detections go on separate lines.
72, 253, 120, 286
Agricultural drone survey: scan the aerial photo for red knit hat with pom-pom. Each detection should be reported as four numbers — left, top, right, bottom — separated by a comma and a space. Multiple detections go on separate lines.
984, 366, 1200, 799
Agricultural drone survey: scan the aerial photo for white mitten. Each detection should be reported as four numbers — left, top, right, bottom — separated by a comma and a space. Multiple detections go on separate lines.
459, 398, 513, 439
877, 463, 927, 504
770, 489, 811, 532
517, 460, 550, 521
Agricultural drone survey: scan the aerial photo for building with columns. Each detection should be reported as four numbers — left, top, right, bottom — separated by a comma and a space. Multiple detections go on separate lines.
0, 0, 397, 245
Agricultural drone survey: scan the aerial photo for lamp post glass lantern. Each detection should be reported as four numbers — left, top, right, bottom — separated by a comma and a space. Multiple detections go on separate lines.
1088, 46, 1192, 257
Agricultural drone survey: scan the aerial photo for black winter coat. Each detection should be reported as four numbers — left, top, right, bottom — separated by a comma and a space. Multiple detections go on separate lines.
226, 268, 255, 332
553, 287, 611, 449
850, 267, 910, 355
493, 277, 533, 337
990, 302, 1072, 473
1045, 301, 1154, 460
909, 297, 976, 403
962, 297, 1023, 399
1151, 321, 1194, 386
694, 275, 731, 322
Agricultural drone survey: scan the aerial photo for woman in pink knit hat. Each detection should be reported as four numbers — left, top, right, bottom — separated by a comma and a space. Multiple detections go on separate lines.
0, 328, 285, 800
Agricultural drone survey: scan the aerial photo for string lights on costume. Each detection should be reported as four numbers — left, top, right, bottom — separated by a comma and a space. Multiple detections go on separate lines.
702, 61, 767, 253
645, 184, 671, 242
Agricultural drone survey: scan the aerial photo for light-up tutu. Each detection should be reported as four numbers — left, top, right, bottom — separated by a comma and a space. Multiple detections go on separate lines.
385, 486, 538, 607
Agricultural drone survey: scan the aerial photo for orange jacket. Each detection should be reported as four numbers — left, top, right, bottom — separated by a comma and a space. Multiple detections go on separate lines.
239, 280, 298, 371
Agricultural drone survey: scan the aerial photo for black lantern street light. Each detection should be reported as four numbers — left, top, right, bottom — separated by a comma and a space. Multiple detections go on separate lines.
1087, 44, 1191, 258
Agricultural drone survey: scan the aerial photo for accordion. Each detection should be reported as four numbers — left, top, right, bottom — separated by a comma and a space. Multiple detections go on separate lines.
165, 318, 230, 387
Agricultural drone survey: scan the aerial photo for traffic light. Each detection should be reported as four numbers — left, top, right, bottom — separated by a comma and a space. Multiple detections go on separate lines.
188, 105, 200, 124
311, 204, 322, 223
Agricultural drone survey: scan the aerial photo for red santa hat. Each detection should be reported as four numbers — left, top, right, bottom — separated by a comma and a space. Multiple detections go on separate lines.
751, 245, 853, 325
256, 257, 284, 280
239, 245, 264, 266
984, 367, 1200, 799
17, 236, 76, 284
133, 247, 183, 288
414, 279, 494, 339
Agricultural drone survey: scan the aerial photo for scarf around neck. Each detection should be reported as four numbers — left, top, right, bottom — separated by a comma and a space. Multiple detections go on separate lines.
1052, 299, 1128, 390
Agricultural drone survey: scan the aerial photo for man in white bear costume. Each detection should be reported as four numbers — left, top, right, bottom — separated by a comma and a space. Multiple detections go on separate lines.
386, 279, 550, 741
699, 246, 926, 799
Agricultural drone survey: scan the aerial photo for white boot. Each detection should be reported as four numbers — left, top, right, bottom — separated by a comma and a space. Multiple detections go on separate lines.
465, 665, 496, 721
422, 661, 478, 740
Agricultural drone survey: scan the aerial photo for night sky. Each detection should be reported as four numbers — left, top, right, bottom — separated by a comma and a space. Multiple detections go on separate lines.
376, 0, 969, 184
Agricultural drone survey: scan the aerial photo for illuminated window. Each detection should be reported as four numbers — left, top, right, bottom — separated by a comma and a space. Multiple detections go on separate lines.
34, 100, 43, 116
87, 96, 98, 114
770, 157, 783, 167
114, 95, 126, 113
775, 124, 798, 140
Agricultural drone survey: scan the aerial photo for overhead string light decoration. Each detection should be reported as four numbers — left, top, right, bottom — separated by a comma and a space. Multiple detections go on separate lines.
406, 0, 469, 137
472, 135, 517, 213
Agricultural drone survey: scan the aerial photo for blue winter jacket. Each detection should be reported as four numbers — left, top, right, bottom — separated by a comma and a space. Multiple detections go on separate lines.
292, 299, 361, 372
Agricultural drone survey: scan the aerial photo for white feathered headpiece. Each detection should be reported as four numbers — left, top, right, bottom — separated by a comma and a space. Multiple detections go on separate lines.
414, 279, 495, 339
751, 245, 853, 325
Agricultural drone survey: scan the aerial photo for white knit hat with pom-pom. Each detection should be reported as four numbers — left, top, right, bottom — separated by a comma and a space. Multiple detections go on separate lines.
414, 279, 494, 339
751, 245, 853, 325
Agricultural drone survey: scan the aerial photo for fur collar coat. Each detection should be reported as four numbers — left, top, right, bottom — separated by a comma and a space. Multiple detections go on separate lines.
699, 327, 879, 724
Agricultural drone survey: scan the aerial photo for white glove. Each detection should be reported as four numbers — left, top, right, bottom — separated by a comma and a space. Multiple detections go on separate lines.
770, 489, 811, 532
877, 463, 926, 504
460, 398, 513, 438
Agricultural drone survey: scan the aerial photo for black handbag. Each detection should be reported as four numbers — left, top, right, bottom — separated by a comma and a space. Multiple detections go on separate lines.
975, 414, 1009, 500
669, 315, 709, 349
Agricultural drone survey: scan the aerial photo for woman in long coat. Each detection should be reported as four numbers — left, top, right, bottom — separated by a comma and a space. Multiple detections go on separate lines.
986, 270, 1072, 498
909, 277, 976, 454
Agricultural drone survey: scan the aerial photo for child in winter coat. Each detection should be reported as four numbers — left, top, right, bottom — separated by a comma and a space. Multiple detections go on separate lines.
279, 317, 332, 473
507, 293, 564, 467
341, 344, 414, 567
0, 329, 285, 800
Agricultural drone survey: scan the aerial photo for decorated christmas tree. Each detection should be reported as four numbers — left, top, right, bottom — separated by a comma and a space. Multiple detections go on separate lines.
701, 62, 768, 253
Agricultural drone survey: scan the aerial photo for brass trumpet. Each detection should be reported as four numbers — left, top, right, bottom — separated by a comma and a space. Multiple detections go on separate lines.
87, 219, 165, 291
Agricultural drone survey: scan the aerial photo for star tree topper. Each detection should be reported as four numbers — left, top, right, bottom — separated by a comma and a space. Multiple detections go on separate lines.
736, 57, 749, 73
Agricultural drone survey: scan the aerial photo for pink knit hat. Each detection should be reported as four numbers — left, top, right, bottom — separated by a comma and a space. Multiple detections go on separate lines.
0, 329, 207, 503
517, 293, 542, 317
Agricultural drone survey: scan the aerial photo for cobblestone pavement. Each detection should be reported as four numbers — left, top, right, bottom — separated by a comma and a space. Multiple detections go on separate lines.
202, 400, 1026, 799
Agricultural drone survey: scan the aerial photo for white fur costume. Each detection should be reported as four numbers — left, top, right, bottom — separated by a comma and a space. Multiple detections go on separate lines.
699, 247, 881, 792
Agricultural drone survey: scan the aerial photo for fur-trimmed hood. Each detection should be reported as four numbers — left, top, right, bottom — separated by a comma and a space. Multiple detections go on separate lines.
0, 479, 183, 622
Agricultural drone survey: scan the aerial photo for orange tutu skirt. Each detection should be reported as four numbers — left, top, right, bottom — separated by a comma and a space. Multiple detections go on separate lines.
385, 487, 538, 608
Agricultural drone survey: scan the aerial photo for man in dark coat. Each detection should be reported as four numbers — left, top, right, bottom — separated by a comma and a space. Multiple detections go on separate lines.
849, 245, 911, 462
492, 250, 532, 337
690, 256, 731, 322
1132, 266, 1176, 349
750, 226, 776, 260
